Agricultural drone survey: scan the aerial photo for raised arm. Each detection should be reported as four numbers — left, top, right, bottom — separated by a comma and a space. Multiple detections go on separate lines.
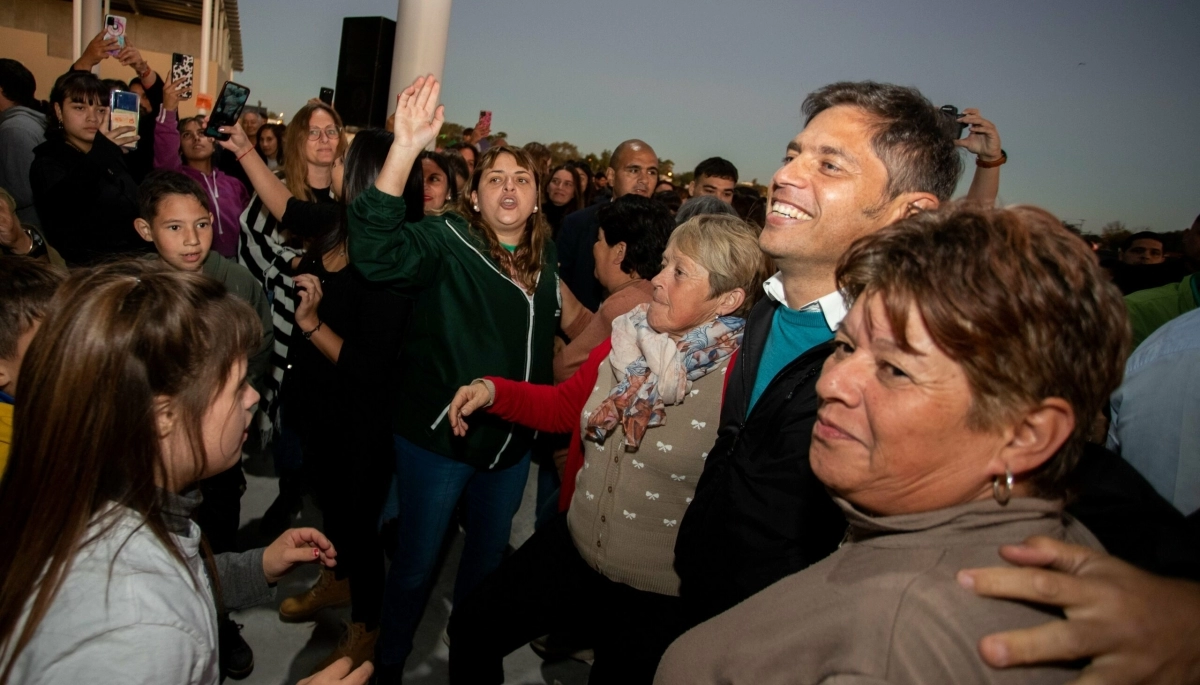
957, 108, 1004, 207
153, 77, 188, 171
346, 75, 444, 291
216, 121, 294, 220
374, 75, 444, 197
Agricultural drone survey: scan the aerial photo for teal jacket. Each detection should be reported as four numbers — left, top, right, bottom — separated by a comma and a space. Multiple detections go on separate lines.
348, 185, 560, 470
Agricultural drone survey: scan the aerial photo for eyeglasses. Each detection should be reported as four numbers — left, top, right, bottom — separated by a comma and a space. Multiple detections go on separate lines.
307, 127, 341, 141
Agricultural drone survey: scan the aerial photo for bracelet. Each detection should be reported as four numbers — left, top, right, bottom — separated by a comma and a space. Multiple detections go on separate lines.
236, 147, 255, 162
976, 149, 1007, 168
301, 320, 323, 340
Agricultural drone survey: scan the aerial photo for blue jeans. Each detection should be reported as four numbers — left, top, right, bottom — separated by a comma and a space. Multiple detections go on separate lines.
378, 434, 531, 669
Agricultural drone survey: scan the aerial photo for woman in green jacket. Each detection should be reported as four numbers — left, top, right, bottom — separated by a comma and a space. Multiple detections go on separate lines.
347, 75, 559, 679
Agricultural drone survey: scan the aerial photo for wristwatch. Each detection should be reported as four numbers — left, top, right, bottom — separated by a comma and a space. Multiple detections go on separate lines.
976, 149, 1007, 168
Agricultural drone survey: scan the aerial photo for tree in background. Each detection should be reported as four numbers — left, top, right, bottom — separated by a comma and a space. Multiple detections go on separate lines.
1100, 220, 1131, 251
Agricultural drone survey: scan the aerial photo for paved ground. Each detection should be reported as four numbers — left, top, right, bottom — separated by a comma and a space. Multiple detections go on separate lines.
231, 450, 590, 685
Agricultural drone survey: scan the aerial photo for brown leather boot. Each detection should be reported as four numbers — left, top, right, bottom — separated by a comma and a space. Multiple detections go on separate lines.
278, 567, 351, 622
311, 621, 379, 673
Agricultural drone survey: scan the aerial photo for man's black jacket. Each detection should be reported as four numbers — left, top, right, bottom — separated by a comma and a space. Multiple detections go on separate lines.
674, 297, 846, 622
675, 296, 1200, 625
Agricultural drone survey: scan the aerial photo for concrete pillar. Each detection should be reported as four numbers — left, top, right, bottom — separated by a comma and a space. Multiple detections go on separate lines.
82, 0, 102, 72
387, 0, 453, 117
198, 0, 213, 110
72, 0, 83, 62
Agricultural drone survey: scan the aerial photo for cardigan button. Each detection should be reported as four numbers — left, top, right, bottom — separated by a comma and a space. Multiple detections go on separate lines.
613, 455, 619, 463
601, 515, 606, 522
596, 540, 602, 548
607, 486, 612, 493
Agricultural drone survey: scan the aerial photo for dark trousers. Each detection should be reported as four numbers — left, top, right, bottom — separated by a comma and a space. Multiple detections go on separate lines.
195, 462, 246, 554
307, 420, 393, 628
447, 513, 690, 685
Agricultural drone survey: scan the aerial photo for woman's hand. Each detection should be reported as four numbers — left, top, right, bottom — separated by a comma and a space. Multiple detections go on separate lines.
297, 657, 373, 685
102, 124, 139, 150
74, 31, 117, 70
294, 274, 324, 333
448, 381, 494, 437
116, 45, 149, 76
216, 121, 254, 158
262, 527, 337, 584
958, 536, 1200, 685
162, 76, 188, 112
955, 108, 1002, 162
391, 75, 444, 153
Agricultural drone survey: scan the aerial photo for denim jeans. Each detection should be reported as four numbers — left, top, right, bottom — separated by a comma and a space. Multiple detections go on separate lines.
377, 434, 531, 669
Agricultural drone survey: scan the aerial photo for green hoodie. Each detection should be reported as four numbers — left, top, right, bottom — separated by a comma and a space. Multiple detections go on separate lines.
348, 185, 560, 470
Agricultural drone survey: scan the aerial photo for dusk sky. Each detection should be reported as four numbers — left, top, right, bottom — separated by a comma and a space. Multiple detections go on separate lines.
238, 0, 1200, 234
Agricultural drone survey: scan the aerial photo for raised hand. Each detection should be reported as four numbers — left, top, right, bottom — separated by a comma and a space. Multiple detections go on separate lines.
116, 45, 148, 74
391, 75, 444, 152
448, 381, 493, 437
262, 527, 337, 584
162, 76, 188, 112
958, 536, 1200, 685
955, 108, 1003, 162
75, 31, 117, 70
215, 121, 253, 157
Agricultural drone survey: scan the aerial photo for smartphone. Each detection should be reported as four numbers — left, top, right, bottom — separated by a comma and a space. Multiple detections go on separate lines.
109, 89, 140, 150
204, 81, 251, 141
104, 15, 127, 56
170, 53, 194, 100
319, 87, 334, 105
939, 105, 968, 139
479, 110, 492, 130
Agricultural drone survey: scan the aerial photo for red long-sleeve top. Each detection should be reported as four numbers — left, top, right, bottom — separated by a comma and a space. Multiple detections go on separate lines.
487, 340, 739, 512
486, 339, 613, 511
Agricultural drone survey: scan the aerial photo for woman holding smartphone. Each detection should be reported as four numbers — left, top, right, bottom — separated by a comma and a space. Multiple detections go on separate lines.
217, 102, 348, 537
28, 70, 148, 265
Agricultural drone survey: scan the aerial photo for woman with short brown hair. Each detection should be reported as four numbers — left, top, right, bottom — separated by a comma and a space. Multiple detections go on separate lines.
656, 204, 1130, 685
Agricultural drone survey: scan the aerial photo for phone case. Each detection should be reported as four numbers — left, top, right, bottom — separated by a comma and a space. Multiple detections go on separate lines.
171, 53, 194, 100
104, 15, 126, 57
204, 82, 251, 141
109, 90, 140, 150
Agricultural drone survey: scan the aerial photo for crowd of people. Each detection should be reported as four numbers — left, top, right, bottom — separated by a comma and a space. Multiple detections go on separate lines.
0, 29, 1198, 685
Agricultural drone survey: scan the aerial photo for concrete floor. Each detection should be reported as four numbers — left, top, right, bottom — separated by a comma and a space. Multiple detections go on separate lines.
231, 450, 591, 685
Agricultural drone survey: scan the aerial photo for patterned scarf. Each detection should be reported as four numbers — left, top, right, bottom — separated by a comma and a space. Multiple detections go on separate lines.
585, 303, 744, 450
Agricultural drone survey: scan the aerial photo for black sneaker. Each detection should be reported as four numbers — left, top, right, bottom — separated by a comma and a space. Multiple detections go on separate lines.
218, 615, 254, 680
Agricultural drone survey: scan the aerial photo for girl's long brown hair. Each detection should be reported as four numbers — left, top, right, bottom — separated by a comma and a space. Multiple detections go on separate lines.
0, 260, 261, 681
282, 102, 347, 202
459, 147, 552, 293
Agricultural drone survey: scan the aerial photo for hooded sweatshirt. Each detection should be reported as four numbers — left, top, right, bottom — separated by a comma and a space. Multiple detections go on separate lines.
0, 105, 47, 225
154, 108, 250, 259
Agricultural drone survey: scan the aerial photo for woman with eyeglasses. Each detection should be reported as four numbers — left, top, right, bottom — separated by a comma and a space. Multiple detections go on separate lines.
215, 102, 348, 539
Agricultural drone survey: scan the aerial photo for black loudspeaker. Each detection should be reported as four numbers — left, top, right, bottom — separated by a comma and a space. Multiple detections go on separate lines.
334, 16, 396, 128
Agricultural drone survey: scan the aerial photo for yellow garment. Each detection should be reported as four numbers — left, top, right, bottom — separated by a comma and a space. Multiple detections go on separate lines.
0, 401, 11, 478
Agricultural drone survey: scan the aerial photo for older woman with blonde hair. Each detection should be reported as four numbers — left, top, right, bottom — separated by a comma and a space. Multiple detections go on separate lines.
444, 213, 764, 685
655, 204, 1131, 685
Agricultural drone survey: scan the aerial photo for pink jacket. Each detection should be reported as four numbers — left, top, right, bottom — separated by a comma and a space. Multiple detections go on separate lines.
154, 108, 250, 258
